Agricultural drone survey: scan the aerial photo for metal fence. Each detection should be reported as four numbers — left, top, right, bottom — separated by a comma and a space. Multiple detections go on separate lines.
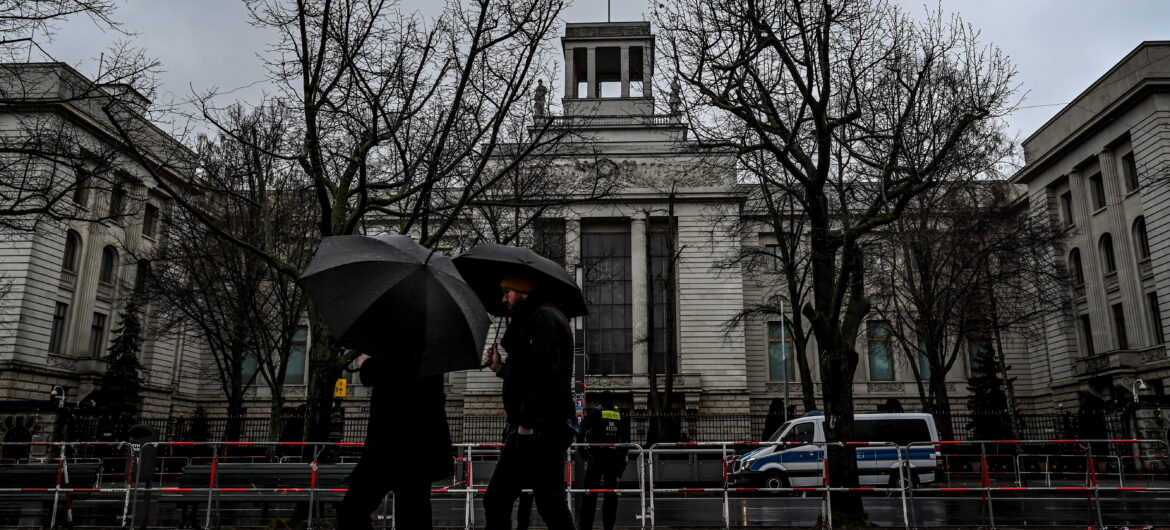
64, 412, 1127, 445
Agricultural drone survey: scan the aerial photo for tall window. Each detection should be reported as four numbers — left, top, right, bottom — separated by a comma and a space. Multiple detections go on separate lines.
134, 260, 151, 294
867, 321, 893, 381
285, 326, 308, 384
1059, 191, 1074, 228
649, 228, 676, 373
62, 230, 81, 272
108, 182, 126, 217
917, 338, 932, 380
967, 322, 993, 378
1149, 292, 1165, 344
142, 204, 160, 238
99, 246, 118, 283
1134, 217, 1151, 261
48, 303, 69, 354
1099, 234, 1116, 274
582, 230, 632, 375
768, 321, 794, 381
1089, 172, 1106, 210
89, 312, 108, 357
1112, 303, 1128, 349
1122, 152, 1139, 192
72, 169, 91, 207
533, 218, 566, 266
1068, 249, 1084, 286
1079, 314, 1095, 356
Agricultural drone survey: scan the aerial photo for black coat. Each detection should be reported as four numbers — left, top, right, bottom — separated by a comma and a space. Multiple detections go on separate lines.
496, 300, 575, 433
358, 355, 453, 482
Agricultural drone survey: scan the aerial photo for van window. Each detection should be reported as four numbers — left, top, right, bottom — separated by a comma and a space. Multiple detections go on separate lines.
768, 422, 792, 442
783, 422, 815, 444
853, 419, 931, 446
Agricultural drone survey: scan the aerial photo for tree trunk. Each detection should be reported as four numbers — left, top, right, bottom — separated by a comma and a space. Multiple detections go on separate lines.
304, 307, 341, 442
224, 394, 244, 442
820, 345, 865, 522
929, 372, 955, 441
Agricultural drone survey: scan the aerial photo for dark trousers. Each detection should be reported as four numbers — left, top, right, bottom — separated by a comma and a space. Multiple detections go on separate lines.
484, 427, 575, 530
578, 452, 625, 530
338, 453, 433, 530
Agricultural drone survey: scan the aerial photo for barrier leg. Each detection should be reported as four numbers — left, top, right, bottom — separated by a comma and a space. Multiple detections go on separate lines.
823, 444, 832, 530
204, 445, 218, 530
648, 448, 656, 529
1087, 449, 1104, 530
49, 443, 64, 529
638, 448, 646, 530
308, 445, 320, 530
981, 442, 995, 530
897, 447, 909, 530
124, 444, 138, 529
464, 447, 473, 530
721, 443, 730, 529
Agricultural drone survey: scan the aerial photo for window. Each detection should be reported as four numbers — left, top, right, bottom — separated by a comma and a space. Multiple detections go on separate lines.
108, 182, 126, 217
583, 230, 632, 375
1059, 191, 1074, 228
763, 244, 782, 273
1149, 292, 1164, 344
133, 260, 150, 294
967, 326, 993, 378
917, 339, 931, 380
62, 230, 82, 272
89, 312, 108, 357
99, 246, 118, 283
649, 228, 676, 373
768, 321, 794, 381
867, 321, 893, 381
1068, 249, 1084, 286
1099, 234, 1116, 274
1122, 152, 1139, 192
1079, 314, 1095, 356
72, 169, 90, 207
1089, 172, 1106, 210
48, 303, 68, 354
1112, 303, 1128, 349
533, 219, 566, 267
142, 204, 160, 238
285, 326, 308, 384
1134, 217, 1151, 261
782, 422, 815, 444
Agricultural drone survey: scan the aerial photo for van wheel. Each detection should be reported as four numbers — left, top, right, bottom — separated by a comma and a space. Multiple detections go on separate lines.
763, 472, 789, 493
889, 470, 920, 490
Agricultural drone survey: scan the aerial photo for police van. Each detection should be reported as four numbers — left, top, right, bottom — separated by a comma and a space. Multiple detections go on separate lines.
730, 412, 940, 489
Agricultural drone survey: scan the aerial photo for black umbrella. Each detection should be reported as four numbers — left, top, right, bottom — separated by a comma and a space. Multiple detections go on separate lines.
453, 243, 587, 318
297, 235, 490, 378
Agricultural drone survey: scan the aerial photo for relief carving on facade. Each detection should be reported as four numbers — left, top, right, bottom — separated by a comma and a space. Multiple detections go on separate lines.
47, 354, 77, 371
867, 382, 905, 393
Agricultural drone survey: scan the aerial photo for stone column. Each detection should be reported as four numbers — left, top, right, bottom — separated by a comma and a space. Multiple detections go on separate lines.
1068, 169, 1110, 354
1100, 149, 1149, 347
642, 47, 653, 99
586, 46, 597, 99
631, 214, 649, 375
564, 46, 576, 98
620, 46, 630, 98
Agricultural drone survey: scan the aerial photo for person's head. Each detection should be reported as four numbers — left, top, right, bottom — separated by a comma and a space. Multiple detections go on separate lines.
598, 391, 615, 409
499, 275, 533, 315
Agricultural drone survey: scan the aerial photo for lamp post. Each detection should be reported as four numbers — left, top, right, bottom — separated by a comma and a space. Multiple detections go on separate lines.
1132, 379, 1148, 403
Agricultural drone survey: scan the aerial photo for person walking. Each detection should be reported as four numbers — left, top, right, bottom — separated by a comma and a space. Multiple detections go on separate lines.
578, 392, 630, 530
482, 275, 577, 530
337, 352, 452, 530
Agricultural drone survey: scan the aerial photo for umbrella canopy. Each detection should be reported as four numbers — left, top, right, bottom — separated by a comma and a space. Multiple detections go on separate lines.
298, 235, 490, 378
453, 243, 587, 318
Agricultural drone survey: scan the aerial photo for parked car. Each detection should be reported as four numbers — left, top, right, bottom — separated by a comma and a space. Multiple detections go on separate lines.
730, 412, 940, 489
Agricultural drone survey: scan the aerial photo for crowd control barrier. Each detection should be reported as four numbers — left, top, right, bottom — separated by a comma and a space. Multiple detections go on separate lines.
0, 438, 1167, 529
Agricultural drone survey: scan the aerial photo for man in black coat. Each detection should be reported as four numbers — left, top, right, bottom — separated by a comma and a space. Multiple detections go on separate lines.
482, 275, 576, 530
337, 351, 453, 530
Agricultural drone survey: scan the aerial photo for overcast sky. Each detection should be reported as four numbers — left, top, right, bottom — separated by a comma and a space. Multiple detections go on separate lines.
40, 0, 1170, 150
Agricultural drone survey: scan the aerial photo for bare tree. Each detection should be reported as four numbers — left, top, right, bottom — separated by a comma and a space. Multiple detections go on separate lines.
867, 181, 1067, 439
0, 1, 161, 234
655, 0, 1016, 518
106, 0, 618, 440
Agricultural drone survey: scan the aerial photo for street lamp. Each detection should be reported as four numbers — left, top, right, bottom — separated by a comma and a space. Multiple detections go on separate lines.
1132, 379, 1148, 403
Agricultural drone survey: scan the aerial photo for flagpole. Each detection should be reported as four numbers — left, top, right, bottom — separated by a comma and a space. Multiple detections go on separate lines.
782, 299, 789, 423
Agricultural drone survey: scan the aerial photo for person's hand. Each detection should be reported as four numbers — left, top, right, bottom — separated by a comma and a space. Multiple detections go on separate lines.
517, 425, 534, 435
355, 353, 371, 369
482, 344, 503, 373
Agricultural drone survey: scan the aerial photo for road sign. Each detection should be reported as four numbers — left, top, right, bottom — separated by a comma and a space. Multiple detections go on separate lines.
334, 378, 348, 398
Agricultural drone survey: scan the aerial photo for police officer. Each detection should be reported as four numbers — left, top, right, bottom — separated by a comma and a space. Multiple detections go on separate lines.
578, 392, 630, 530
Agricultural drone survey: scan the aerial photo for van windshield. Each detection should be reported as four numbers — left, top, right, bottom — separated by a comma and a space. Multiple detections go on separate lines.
771, 421, 815, 445
768, 422, 791, 442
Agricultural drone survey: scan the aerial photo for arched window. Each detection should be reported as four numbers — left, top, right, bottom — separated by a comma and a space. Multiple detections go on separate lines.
99, 246, 118, 283
1099, 234, 1116, 274
1068, 249, 1084, 286
1134, 216, 1151, 261
62, 230, 82, 272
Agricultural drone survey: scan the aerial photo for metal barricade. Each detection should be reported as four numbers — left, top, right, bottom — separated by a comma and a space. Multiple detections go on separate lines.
0, 441, 135, 529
